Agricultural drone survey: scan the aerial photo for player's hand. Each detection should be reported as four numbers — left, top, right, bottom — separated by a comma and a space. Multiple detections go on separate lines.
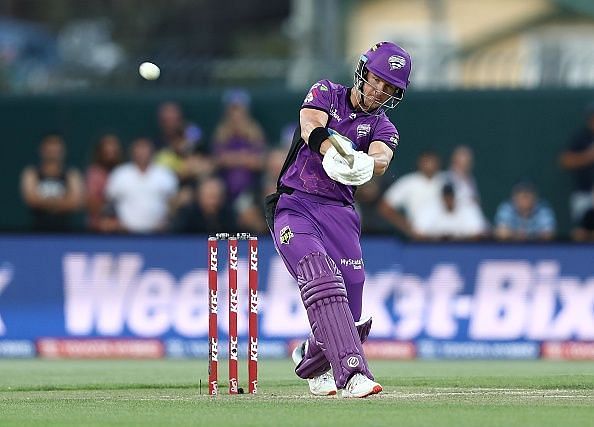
323, 148, 374, 185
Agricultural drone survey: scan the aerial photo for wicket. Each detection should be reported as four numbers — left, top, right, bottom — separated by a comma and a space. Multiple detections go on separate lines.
208, 233, 258, 396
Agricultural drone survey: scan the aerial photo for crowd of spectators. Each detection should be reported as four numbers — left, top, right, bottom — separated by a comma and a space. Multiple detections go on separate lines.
19, 95, 594, 242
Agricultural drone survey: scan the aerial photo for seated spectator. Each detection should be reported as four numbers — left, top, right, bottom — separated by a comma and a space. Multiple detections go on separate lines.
106, 138, 178, 233
211, 89, 266, 201
20, 133, 84, 231
414, 183, 488, 240
494, 181, 556, 241
377, 150, 444, 239
572, 187, 594, 241
85, 133, 123, 232
171, 176, 236, 234
444, 145, 481, 205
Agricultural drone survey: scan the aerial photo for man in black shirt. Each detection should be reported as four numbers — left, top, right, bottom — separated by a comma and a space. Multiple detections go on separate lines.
560, 104, 594, 222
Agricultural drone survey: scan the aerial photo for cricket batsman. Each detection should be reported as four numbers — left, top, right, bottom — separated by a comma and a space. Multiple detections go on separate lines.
265, 41, 412, 398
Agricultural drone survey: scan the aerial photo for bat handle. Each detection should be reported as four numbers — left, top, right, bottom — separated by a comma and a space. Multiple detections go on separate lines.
328, 135, 355, 169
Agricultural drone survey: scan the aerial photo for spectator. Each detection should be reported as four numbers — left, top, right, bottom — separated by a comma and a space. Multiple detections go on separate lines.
444, 145, 480, 205
211, 89, 266, 201
262, 147, 288, 198
572, 188, 594, 241
233, 147, 287, 234
156, 101, 204, 153
559, 103, 594, 222
106, 138, 178, 233
355, 176, 390, 234
494, 181, 556, 241
85, 133, 123, 232
377, 151, 444, 239
279, 122, 298, 149
171, 176, 236, 234
155, 102, 214, 208
20, 133, 84, 231
414, 182, 488, 240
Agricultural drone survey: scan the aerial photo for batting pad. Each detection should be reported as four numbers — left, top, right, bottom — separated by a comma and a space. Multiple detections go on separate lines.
296, 252, 372, 388
296, 316, 373, 380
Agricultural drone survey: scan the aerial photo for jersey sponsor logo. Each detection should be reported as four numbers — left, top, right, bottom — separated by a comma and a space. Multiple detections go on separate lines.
349, 113, 357, 120
304, 82, 322, 103
388, 55, 406, 70
280, 226, 294, 245
329, 106, 342, 122
357, 124, 371, 138
390, 133, 399, 146
340, 258, 363, 270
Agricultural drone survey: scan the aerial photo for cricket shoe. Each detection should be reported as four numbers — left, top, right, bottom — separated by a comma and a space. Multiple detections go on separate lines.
291, 341, 338, 396
341, 373, 383, 398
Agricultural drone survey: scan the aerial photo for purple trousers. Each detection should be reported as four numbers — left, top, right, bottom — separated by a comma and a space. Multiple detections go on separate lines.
271, 190, 365, 321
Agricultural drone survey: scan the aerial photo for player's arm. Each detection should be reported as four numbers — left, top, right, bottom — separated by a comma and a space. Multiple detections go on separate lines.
20, 167, 46, 208
300, 108, 332, 155
368, 141, 393, 176
50, 169, 84, 213
377, 199, 416, 238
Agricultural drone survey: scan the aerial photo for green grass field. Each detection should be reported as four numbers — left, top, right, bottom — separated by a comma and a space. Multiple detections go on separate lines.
0, 359, 592, 427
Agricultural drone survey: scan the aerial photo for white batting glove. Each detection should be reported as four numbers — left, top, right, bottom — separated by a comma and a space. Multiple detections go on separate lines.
323, 148, 375, 186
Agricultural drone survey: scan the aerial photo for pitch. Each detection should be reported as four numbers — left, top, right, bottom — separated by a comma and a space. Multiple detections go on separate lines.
0, 359, 592, 426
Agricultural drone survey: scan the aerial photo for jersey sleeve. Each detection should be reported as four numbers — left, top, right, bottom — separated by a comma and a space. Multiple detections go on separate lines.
371, 117, 399, 151
301, 80, 333, 114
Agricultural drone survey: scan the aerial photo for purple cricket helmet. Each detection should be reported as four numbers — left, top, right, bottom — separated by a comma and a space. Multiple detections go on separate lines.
354, 41, 412, 111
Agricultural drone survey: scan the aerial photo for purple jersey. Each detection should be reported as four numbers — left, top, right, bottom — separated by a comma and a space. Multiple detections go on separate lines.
279, 79, 399, 204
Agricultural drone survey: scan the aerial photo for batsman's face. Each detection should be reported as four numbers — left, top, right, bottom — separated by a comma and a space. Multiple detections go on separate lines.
362, 71, 397, 109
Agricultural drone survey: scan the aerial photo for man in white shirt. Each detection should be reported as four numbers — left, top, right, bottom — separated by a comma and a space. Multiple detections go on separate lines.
444, 145, 480, 205
414, 183, 487, 240
106, 138, 178, 233
377, 151, 443, 238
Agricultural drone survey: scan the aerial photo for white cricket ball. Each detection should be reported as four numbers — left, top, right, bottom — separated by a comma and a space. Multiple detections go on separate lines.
139, 62, 160, 80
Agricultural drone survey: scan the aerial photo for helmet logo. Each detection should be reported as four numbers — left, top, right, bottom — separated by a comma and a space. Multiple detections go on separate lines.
388, 55, 406, 70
